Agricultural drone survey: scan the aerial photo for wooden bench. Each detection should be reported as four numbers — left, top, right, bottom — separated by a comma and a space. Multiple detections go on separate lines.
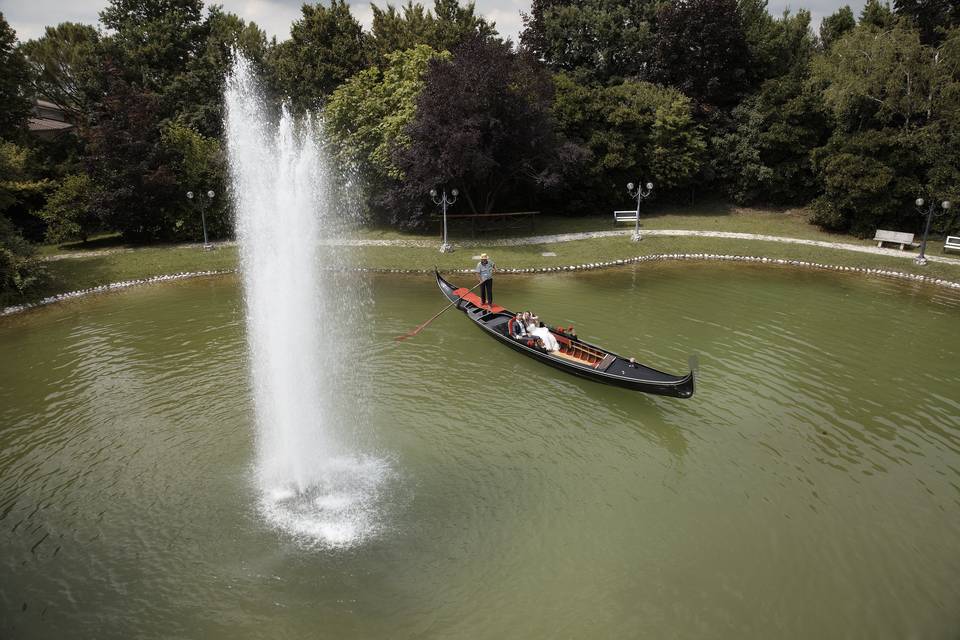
440, 211, 539, 238
945, 235, 960, 253
874, 229, 916, 250
614, 210, 638, 223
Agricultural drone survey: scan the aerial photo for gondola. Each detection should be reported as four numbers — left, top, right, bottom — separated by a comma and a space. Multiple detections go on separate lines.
436, 271, 695, 398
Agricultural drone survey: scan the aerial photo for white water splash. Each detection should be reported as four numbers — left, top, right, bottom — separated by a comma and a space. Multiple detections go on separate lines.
224, 56, 386, 548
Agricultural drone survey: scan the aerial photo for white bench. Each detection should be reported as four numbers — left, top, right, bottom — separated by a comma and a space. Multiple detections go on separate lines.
946, 236, 960, 253
874, 229, 916, 250
614, 210, 638, 223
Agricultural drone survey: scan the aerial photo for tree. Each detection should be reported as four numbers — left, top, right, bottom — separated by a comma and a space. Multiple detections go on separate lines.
326, 45, 449, 184
812, 23, 941, 130
0, 141, 51, 240
739, 1, 816, 82
270, 0, 367, 112
819, 6, 855, 50
0, 213, 45, 299
651, 0, 753, 109
807, 23, 960, 235
99, 0, 206, 93
0, 12, 32, 140
367, 1, 496, 65
38, 174, 98, 243
83, 64, 179, 241
808, 129, 923, 235
520, 0, 656, 82
718, 75, 829, 204
160, 121, 229, 240
167, 8, 269, 137
895, 0, 960, 45
19, 23, 101, 118
431, 0, 498, 50
369, 2, 434, 62
860, 0, 897, 30
552, 74, 704, 211
394, 37, 570, 223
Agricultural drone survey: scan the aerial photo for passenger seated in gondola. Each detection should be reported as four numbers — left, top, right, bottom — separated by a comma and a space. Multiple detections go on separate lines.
508, 313, 527, 339
525, 313, 560, 352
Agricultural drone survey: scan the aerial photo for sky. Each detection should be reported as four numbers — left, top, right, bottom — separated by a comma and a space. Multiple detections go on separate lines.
2, 0, 869, 44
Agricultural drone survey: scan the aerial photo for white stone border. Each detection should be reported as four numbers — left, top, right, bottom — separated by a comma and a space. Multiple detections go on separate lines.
1, 270, 233, 317
356, 253, 960, 290
4, 255, 959, 317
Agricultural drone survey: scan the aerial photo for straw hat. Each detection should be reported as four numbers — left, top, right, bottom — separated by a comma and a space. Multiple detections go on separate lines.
480, 253, 489, 260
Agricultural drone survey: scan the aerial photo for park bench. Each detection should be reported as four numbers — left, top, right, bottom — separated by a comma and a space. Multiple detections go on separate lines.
945, 235, 960, 253
614, 210, 638, 223
440, 211, 539, 238
874, 229, 916, 251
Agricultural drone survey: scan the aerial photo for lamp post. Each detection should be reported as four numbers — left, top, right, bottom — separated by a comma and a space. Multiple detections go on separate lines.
626, 181, 654, 242
430, 187, 458, 253
186, 189, 216, 250
914, 197, 952, 266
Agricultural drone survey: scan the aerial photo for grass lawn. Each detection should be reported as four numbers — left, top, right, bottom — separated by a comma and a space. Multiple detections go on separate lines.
22, 245, 240, 305
10, 203, 956, 308
358, 235, 960, 281
356, 201, 880, 246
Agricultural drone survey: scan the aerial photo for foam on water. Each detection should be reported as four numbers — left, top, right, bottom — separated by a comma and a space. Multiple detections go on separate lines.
224, 56, 387, 548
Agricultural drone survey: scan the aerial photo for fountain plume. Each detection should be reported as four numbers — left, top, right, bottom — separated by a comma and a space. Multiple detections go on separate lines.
224, 55, 385, 547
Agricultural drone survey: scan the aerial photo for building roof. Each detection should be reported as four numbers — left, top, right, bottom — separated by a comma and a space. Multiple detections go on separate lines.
28, 117, 73, 132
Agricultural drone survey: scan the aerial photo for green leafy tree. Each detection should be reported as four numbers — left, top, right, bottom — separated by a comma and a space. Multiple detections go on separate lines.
0, 140, 48, 297
651, 0, 753, 109
99, 0, 206, 92
0, 213, 45, 299
808, 24, 960, 234
812, 22, 941, 129
520, 0, 656, 82
819, 6, 855, 50
808, 129, 924, 234
0, 12, 32, 140
19, 23, 100, 118
0, 141, 52, 240
369, 2, 435, 62
895, 0, 960, 45
160, 121, 229, 240
167, 8, 269, 137
860, 0, 897, 30
367, 1, 495, 65
739, 1, 815, 82
270, 0, 367, 112
326, 45, 449, 183
431, 0, 497, 49
38, 174, 98, 243
552, 74, 704, 210
718, 75, 829, 204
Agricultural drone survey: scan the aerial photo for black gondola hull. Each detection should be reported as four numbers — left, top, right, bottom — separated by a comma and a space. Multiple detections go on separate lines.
436, 271, 695, 398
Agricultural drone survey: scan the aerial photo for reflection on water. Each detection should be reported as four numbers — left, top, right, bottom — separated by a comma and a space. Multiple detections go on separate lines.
1, 265, 959, 639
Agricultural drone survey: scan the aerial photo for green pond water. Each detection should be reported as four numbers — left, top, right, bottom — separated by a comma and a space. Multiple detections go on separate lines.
1, 263, 959, 639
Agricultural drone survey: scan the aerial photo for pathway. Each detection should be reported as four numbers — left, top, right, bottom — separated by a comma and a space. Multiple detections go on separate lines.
352, 229, 960, 267
41, 230, 960, 266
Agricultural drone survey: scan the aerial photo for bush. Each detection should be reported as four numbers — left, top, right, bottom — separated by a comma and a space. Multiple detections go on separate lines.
39, 174, 98, 243
0, 214, 45, 300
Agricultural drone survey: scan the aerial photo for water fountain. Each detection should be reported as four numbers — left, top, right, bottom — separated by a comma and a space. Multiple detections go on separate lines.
224, 56, 387, 547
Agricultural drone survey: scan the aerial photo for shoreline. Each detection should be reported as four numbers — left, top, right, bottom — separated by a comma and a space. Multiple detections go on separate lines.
5, 252, 959, 317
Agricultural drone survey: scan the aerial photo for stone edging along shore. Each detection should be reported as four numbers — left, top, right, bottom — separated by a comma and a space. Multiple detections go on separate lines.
3, 254, 960, 317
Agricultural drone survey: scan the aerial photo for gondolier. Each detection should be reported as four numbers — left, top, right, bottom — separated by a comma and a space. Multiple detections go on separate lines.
475, 253, 495, 308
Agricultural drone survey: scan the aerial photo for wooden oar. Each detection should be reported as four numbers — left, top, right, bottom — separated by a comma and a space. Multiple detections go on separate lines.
395, 280, 484, 341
